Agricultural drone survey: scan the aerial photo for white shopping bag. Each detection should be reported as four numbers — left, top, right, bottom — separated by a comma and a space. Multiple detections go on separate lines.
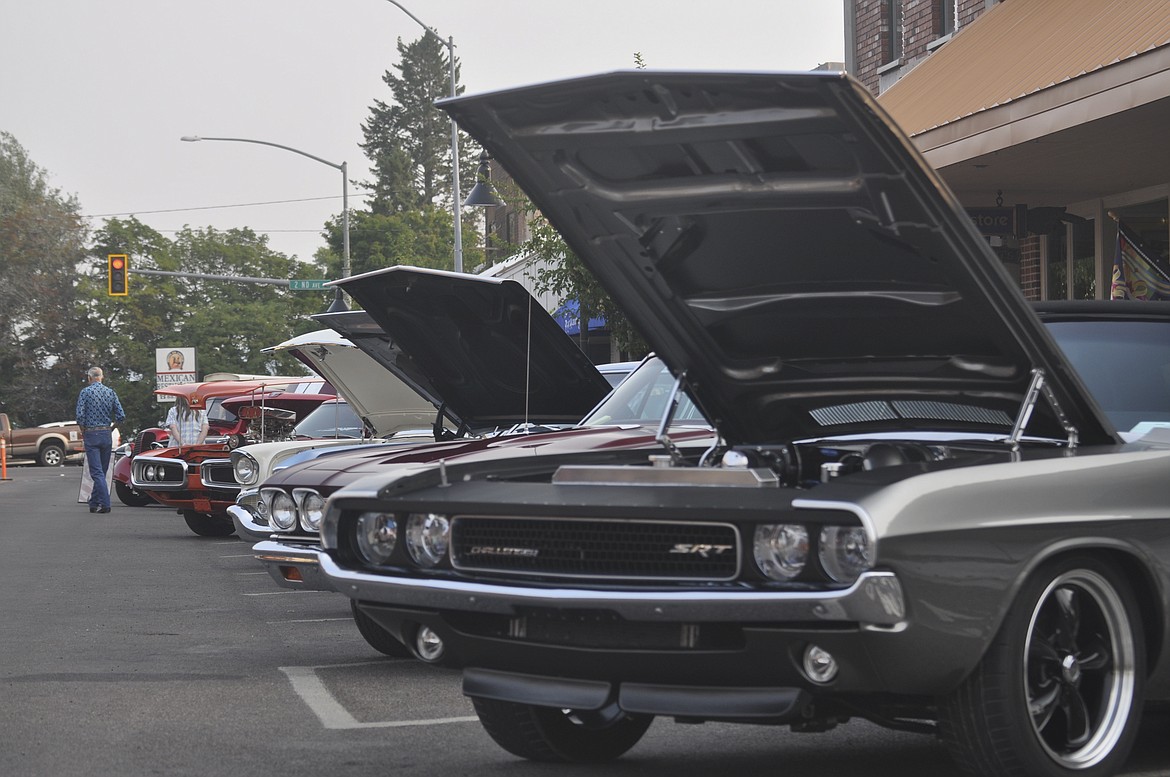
78, 455, 116, 504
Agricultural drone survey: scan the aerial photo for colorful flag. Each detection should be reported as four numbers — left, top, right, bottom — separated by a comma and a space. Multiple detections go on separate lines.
1110, 222, 1170, 300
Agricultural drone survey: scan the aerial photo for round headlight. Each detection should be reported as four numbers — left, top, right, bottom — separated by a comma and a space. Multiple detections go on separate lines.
144, 464, 157, 481
819, 526, 874, 583
405, 513, 450, 568
296, 490, 326, 533
753, 524, 809, 581
267, 490, 297, 531
356, 512, 398, 564
233, 453, 258, 485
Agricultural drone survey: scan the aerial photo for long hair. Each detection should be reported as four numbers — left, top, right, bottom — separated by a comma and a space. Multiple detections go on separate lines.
175, 395, 196, 423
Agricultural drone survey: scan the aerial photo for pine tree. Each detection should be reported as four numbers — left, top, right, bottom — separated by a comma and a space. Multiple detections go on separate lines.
360, 34, 463, 214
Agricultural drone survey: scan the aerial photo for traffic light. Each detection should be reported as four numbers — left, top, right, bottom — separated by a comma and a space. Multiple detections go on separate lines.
108, 254, 128, 296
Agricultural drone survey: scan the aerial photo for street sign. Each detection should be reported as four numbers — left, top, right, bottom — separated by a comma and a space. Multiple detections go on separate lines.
289, 279, 329, 291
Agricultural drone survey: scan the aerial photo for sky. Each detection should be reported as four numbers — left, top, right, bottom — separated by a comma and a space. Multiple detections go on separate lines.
1, 1, 845, 265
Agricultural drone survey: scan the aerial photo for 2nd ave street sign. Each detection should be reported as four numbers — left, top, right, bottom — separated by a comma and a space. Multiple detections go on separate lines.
289, 279, 329, 291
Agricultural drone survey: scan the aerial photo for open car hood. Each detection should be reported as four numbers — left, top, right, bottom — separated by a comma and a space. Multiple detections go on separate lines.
330, 266, 613, 429
266, 321, 438, 437
154, 377, 323, 410
440, 70, 1117, 446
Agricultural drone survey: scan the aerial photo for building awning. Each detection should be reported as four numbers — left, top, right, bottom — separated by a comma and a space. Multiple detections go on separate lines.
553, 299, 606, 337
877, 0, 1170, 206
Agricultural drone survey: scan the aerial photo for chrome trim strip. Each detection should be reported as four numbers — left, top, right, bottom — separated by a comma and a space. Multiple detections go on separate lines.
199, 458, 241, 491
227, 504, 272, 543
253, 539, 334, 592
320, 554, 906, 628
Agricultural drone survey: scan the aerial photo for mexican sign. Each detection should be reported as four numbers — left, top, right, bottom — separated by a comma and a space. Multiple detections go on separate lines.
156, 347, 197, 400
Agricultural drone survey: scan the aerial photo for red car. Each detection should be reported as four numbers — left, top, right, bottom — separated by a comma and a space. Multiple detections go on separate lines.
129, 377, 332, 536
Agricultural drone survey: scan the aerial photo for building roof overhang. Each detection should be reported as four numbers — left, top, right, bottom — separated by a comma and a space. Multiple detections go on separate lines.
878, 0, 1170, 205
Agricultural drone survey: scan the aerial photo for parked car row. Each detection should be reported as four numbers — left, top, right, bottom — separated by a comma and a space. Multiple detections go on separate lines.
129, 71, 1170, 777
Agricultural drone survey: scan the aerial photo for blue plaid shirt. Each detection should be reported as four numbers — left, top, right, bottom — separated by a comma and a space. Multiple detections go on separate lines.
76, 382, 126, 429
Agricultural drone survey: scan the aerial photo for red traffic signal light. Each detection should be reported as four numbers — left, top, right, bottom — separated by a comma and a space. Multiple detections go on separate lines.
108, 254, 128, 296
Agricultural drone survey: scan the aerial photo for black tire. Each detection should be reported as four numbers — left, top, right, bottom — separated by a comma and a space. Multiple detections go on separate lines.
182, 510, 236, 537
350, 600, 411, 658
115, 480, 154, 507
37, 442, 65, 467
939, 555, 1145, 777
471, 697, 652, 763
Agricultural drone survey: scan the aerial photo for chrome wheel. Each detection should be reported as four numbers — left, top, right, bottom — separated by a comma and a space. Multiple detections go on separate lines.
939, 556, 1144, 777
1024, 569, 1136, 770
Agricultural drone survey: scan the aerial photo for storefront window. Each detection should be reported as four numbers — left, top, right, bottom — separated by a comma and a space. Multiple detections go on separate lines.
1044, 218, 1096, 300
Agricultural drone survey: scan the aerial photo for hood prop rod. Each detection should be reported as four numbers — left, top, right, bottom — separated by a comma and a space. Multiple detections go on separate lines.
1008, 368, 1079, 451
654, 371, 688, 466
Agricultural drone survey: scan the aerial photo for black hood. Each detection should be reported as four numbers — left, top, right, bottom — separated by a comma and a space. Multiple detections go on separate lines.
331, 266, 612, 429
439, 70, 1116, 445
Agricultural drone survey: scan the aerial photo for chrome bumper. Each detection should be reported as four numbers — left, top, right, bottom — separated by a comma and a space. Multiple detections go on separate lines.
252, 538, 335, 592
227, 504, 271, 543
319, 555, 907, 629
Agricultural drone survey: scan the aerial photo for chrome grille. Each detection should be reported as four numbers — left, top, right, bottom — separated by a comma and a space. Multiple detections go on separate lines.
450, 517, 740, 581
200, 460, 239, 490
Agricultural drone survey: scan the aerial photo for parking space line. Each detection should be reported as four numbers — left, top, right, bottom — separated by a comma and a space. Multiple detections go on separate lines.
243, 590, 330, 596
280, 664, 478, 730
267, 617, 351, 624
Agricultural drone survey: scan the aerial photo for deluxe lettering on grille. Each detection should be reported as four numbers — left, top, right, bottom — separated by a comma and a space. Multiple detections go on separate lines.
450, 517, 740, 581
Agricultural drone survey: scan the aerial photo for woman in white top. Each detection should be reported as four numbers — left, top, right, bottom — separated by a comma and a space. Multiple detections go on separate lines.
165, 395, 209, 447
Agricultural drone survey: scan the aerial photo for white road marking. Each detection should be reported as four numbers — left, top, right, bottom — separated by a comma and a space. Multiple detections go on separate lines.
267, 617, 351, 624
243, 590, 329, 596
280, 664, 478, 730
236, 571, 268, 575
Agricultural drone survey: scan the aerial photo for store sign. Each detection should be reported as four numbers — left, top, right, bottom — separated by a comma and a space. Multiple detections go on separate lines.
156, 347, 197, 399
967, 206, 1026, 237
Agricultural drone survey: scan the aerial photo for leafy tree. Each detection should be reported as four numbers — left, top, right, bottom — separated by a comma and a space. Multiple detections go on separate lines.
487, 161, 648, 361
318, 206, 468, 275
84, 220, 325, 433
0, 132, 89, 425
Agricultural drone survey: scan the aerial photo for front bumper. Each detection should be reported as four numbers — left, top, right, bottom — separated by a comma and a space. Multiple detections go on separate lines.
227, 502, 271, 543
319, 555, 906, 626
252, 538, 335, 592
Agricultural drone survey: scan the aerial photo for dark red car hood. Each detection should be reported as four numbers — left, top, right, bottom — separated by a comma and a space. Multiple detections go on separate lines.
264, 425, 715, 494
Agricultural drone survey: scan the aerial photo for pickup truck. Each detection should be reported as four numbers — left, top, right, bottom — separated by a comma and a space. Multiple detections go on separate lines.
0, 413, 85, 466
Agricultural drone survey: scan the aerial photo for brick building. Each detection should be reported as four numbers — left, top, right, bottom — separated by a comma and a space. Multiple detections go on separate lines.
845, 0, 1170, 300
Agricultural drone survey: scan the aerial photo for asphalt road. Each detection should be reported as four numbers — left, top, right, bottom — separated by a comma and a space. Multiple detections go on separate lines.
1, 465, 1167, 777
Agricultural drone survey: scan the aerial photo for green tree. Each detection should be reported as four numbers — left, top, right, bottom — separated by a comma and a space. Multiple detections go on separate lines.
354, 34, 483, 274
361, 34, 468, 213
318, 207, 462, 275
0, 132, 89, 425
84, 220, 324, 433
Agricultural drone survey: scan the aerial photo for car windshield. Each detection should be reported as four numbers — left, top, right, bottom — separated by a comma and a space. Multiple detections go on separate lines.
205, 397, 236, 423
579, 357, 708, 427
1046, 319, 1170, 434
293, 401, 364, 439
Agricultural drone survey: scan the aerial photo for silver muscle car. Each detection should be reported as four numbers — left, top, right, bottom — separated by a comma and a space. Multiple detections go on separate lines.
315, 71, 1170, 777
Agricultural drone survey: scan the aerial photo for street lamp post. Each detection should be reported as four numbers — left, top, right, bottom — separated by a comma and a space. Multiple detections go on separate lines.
381, 0, 463, 272
180, 135, 350, 309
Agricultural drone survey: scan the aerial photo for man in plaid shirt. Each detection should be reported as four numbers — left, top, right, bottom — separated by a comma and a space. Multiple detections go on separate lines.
75, 366, 126, 513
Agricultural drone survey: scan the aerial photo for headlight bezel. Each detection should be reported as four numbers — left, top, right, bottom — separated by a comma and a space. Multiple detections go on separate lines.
355, 511, 398, 565
818, 525, 874, 584
752, 523, 810, 581
404, 512, 451, 568
232, 452, 259, 486
263, 488, 297, 532
295, 489, 326, 533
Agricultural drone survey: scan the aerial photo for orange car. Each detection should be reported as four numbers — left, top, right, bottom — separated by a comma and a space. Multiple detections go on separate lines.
129, 377, 333, 536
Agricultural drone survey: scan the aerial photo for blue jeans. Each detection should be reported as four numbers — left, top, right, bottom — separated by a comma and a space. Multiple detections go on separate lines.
84, 429, 113, 509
